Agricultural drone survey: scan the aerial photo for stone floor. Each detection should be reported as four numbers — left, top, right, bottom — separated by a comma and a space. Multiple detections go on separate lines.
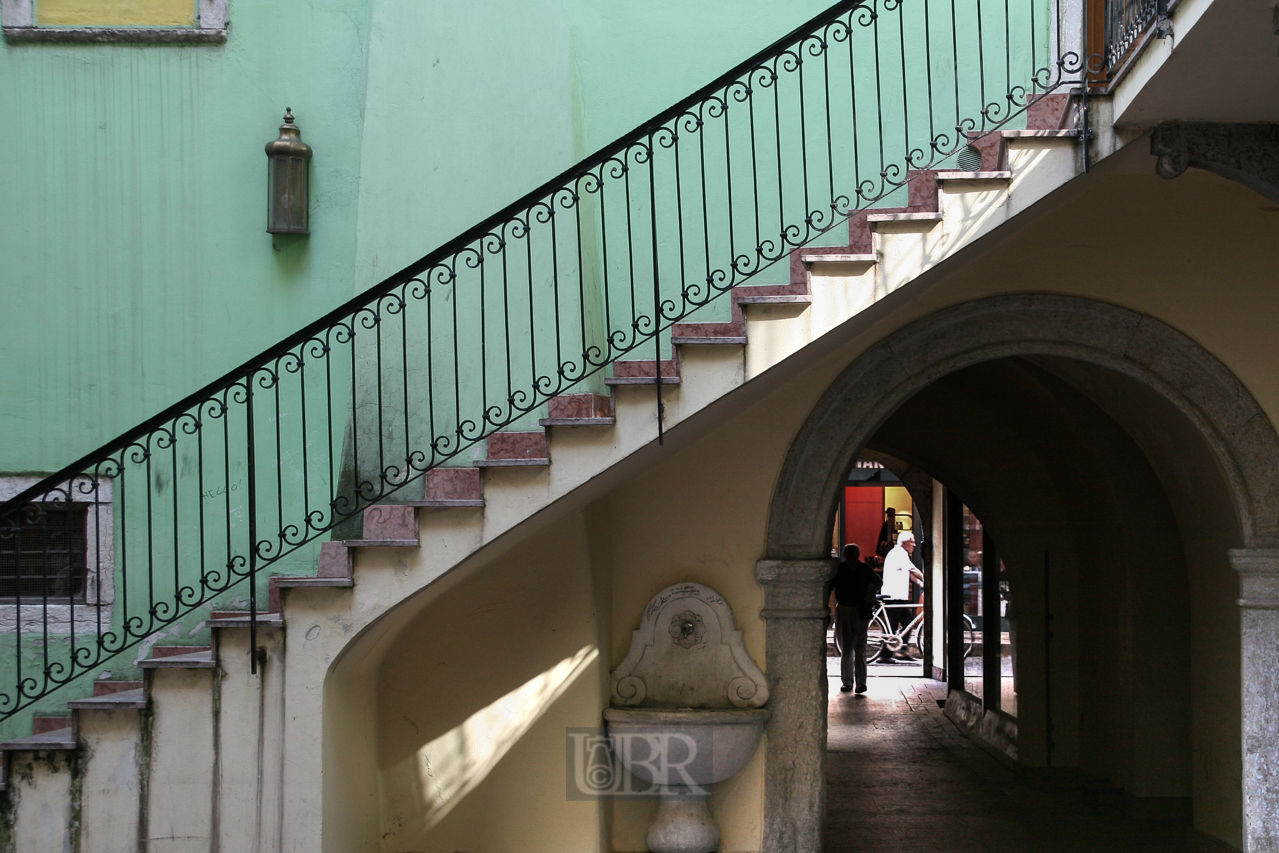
824, 676, 1192, 852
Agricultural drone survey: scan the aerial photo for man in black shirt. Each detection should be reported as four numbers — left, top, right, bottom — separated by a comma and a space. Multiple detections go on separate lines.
831, 543, 882, 694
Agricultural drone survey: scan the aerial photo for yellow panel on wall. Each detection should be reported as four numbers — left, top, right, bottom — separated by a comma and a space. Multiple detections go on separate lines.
884, 486, 913, 532
37, 0, 195, 26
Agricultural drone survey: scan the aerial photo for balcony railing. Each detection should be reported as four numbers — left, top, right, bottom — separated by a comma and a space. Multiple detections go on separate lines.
1102, 0, 1165, 72
0, 0, 1089, 722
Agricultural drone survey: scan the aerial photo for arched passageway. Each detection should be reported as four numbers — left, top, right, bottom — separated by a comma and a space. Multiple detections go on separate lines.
825, 679, 1194, 853
755, 296, 1279, 853
825, 354, 1227, 850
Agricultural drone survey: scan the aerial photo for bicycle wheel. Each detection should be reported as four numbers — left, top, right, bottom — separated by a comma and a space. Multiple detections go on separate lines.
962, 615, 976, 659
866, 611, 891, 663
901, 616, 925, 662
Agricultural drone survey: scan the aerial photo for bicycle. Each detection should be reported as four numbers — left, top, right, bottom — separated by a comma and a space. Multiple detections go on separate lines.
833, 598, 975, 664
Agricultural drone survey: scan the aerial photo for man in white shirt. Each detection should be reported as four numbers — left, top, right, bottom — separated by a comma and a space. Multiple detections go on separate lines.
881, 530, 924, 645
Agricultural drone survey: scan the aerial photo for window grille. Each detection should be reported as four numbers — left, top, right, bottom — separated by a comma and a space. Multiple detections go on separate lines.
0, 505, 87, 600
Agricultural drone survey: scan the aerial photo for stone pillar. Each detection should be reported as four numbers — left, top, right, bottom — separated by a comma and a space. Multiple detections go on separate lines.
755, 559, 836, 853
1230, 548, 1279, 853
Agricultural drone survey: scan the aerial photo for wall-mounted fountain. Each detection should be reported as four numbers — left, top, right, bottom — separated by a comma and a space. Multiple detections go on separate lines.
604, 583, 770, 853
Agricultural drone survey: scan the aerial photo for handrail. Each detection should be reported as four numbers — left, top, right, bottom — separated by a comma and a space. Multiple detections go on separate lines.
0, 0, 1087, 720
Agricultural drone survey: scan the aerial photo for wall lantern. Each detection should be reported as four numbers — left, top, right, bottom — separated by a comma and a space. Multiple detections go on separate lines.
265, 108, 312, 235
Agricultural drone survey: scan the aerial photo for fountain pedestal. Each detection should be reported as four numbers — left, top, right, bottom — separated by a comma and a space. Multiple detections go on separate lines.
605, 583, 771, 853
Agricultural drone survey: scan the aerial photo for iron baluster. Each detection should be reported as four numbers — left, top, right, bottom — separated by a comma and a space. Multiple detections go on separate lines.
624, 148, 637, 354
376, 297, 386, 491
94, 482, 104, 643
400, 289, 410, 484
171, 424, 181, 633
549, 190, 563, 398
246, 373, 260, 674
14, 520, 21, 708
144, 441, 155, 636
898, 4, 909, 171
39, 508, 48, 698
197, 402, 208, 621
274, 361, 284, 557
221, 390, 233, 613
649, 131, 665, 445
1104, 0, 1160, 71
525, 210, 537, 418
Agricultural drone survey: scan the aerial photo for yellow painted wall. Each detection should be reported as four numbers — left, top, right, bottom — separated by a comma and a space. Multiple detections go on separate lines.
347, 148, 1277, 852
604, 401, 782, 851
36, 0, 195, 26
374, 514, 610, 853
883, 486, 913, 533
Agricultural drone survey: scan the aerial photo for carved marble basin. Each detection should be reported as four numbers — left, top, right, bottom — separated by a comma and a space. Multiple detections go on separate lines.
605, 583, 771, 853
602, 707, 770, 786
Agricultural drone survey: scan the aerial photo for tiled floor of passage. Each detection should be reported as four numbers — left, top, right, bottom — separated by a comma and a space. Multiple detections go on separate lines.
825, 677, 1191, 852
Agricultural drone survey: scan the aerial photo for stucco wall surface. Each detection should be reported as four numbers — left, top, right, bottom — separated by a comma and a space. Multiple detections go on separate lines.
328, 150, 1276, 851
0, 1, 373, 471
349, 0, 841, 301
374, 514, 608, 852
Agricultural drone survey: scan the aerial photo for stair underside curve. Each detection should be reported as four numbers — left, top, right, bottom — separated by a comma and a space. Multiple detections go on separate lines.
336, 127, 1082, 665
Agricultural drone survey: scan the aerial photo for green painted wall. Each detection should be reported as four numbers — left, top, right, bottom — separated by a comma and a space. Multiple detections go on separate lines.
569, 2, 835, 155
0, 0, 1051, 735
0, 4, 373, 472
345, 0, 1047, 484
351, 0, 842, 290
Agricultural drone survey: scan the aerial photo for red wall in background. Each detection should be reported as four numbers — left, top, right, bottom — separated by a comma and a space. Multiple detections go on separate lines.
843, 486, 883, 560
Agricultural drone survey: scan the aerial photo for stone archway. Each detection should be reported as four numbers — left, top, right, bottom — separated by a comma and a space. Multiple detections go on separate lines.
754, 295, 1279, 853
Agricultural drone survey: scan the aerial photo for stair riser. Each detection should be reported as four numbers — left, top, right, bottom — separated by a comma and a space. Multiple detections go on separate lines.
147, 667, 217, 850
362, 504, 419, 542
746, 143, 1076, 379
32, 716, 73, 735
546, 394, 614, 420
79, 709, 144, 851
485, 431, 550, 460
10, 752, 75, 853
609, 359, 680, 380
424, 466, 484, 501
216, 629, 286, 851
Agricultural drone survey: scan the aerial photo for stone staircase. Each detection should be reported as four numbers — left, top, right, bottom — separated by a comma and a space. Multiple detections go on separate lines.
0, 97, 1081, 850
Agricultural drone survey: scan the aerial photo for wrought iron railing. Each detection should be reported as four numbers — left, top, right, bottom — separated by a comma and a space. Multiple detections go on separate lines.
1103, 0, 1164, 70
0, 0, 1088, 720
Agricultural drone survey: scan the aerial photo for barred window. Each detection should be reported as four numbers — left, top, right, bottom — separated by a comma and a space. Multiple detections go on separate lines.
0, 505, 88, 600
